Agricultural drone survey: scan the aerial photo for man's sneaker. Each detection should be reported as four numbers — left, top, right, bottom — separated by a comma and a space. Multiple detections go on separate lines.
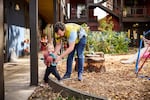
78, 73, 82, 81
62, 74, 70, 80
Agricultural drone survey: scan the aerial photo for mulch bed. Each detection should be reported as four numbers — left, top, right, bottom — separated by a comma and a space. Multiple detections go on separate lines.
29, 49, 150, 100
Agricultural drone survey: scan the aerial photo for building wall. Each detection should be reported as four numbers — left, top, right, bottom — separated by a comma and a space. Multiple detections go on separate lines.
5, 0, 29, 61
146, 0, 150, 16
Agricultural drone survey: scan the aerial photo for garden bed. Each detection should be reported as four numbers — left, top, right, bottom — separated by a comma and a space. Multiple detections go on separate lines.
29, 49, 150, 100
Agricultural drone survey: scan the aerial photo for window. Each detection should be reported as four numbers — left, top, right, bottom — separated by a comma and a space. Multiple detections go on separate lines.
77, 4, 85, 18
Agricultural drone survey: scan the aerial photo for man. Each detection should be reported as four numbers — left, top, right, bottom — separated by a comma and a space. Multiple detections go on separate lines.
53, 22, 87, 81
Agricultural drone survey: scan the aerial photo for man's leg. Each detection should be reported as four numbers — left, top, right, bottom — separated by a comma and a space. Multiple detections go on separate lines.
62, 49, 76, 79
77, 36, 86, 81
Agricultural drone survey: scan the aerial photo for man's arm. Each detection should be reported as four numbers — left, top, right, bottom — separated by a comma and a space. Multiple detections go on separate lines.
54, 42, 61, 55
60, 41, 75, 58
55, 31, 77, 62
58, 31, 77, 59
55, 41, 75, 63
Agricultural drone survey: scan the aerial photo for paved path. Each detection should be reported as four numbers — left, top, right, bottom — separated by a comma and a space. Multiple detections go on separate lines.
4, 54, 45, 100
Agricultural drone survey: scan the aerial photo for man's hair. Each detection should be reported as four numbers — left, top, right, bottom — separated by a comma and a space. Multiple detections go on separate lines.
54, 22, 65, 33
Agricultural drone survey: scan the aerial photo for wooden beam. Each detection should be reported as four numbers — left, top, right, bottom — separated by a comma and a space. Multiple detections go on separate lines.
0, 0, 4, 99
53, 0, 58, 46
29, 0, 38, 86
53, 0, 58, 23
120, 0, 124, 31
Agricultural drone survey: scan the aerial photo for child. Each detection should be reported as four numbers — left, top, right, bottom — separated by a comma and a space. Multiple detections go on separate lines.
40, 34, 48, 51
41, 44, 62, 87
23, 39, 30, 55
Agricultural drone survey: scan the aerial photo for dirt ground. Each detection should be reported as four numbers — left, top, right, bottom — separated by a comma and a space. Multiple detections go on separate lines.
29, 49, 150, 100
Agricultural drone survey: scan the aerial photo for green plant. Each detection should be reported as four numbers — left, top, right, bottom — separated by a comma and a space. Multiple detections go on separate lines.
86, 31, 130, 54
98, 16, 114, 32
81, 23, 130, 54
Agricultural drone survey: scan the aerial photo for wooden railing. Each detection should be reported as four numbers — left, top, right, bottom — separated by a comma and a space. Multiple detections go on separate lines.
124, 7, 148, 17
86, 0, 94, 3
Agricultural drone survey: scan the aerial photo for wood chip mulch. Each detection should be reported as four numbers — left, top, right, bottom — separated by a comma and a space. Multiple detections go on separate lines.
29, 49, 150, 100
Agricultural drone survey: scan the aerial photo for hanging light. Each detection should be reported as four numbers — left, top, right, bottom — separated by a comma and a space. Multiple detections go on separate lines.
15, 4, 20, 11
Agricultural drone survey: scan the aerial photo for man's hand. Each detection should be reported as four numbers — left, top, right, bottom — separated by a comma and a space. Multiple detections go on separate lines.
54, 42, 61, 55
55, 56, 62, 63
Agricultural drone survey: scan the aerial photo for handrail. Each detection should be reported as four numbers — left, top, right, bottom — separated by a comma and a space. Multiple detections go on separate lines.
124, 7, 148, 17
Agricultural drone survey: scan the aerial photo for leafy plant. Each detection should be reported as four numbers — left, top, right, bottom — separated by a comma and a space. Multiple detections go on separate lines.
86, 31, 130, 54
98, 16, 114, 32
81, 23, 130, 54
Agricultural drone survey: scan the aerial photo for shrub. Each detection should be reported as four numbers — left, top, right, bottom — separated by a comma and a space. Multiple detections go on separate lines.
81, 23, 130, 54
86, 30, 130, 54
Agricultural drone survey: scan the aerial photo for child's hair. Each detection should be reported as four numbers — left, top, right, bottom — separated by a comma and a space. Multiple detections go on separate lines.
41, 33, 47, 37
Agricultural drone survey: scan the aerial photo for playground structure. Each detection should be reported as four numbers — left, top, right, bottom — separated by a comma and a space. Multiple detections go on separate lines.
135, 30, 150, 78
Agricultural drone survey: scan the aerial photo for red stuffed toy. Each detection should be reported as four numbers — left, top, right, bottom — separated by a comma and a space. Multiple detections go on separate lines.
46, 56, 53, 66
43, 51, 49, 60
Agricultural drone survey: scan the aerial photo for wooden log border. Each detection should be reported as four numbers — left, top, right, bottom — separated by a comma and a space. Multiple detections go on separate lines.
48, 78, 107, 100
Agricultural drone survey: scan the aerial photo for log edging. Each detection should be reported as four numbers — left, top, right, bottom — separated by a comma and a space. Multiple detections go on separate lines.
48, 78, 107, 100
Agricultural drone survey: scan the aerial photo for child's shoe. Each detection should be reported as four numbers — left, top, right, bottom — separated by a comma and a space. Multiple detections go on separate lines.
39, 82, 49, 87
58, 80, 63, 84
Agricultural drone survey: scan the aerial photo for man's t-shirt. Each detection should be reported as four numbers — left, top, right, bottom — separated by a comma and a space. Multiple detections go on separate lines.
55, 23, 86, 44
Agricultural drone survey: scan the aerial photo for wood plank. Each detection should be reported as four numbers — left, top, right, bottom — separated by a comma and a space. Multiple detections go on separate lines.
0, 0, 4, 99
29, 0, 38, 86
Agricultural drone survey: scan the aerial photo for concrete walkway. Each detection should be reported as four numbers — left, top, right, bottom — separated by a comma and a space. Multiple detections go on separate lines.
4, 54, 45, 100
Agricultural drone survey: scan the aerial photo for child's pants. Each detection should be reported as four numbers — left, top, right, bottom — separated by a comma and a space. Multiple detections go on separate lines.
43, 66, 61, 83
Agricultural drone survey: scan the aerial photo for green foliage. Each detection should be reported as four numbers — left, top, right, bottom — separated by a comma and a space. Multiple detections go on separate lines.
81, 23, 130, 54
81, 23, 90, 33
98, 16, 114, 32
86, 31, 130, 54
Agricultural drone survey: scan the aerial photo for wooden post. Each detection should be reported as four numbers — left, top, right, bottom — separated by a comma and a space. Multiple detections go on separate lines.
29, 0, 38, 86
0, 0, 4, 99
53, 0, 58, 47
53, 0, 58, 23
120, 0, 124, 31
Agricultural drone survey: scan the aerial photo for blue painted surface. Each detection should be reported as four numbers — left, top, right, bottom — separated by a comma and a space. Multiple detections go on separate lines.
8, 25, 28, 57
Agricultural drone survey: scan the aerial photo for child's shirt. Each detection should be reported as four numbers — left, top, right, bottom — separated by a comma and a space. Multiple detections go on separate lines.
44, 53, 57, 67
